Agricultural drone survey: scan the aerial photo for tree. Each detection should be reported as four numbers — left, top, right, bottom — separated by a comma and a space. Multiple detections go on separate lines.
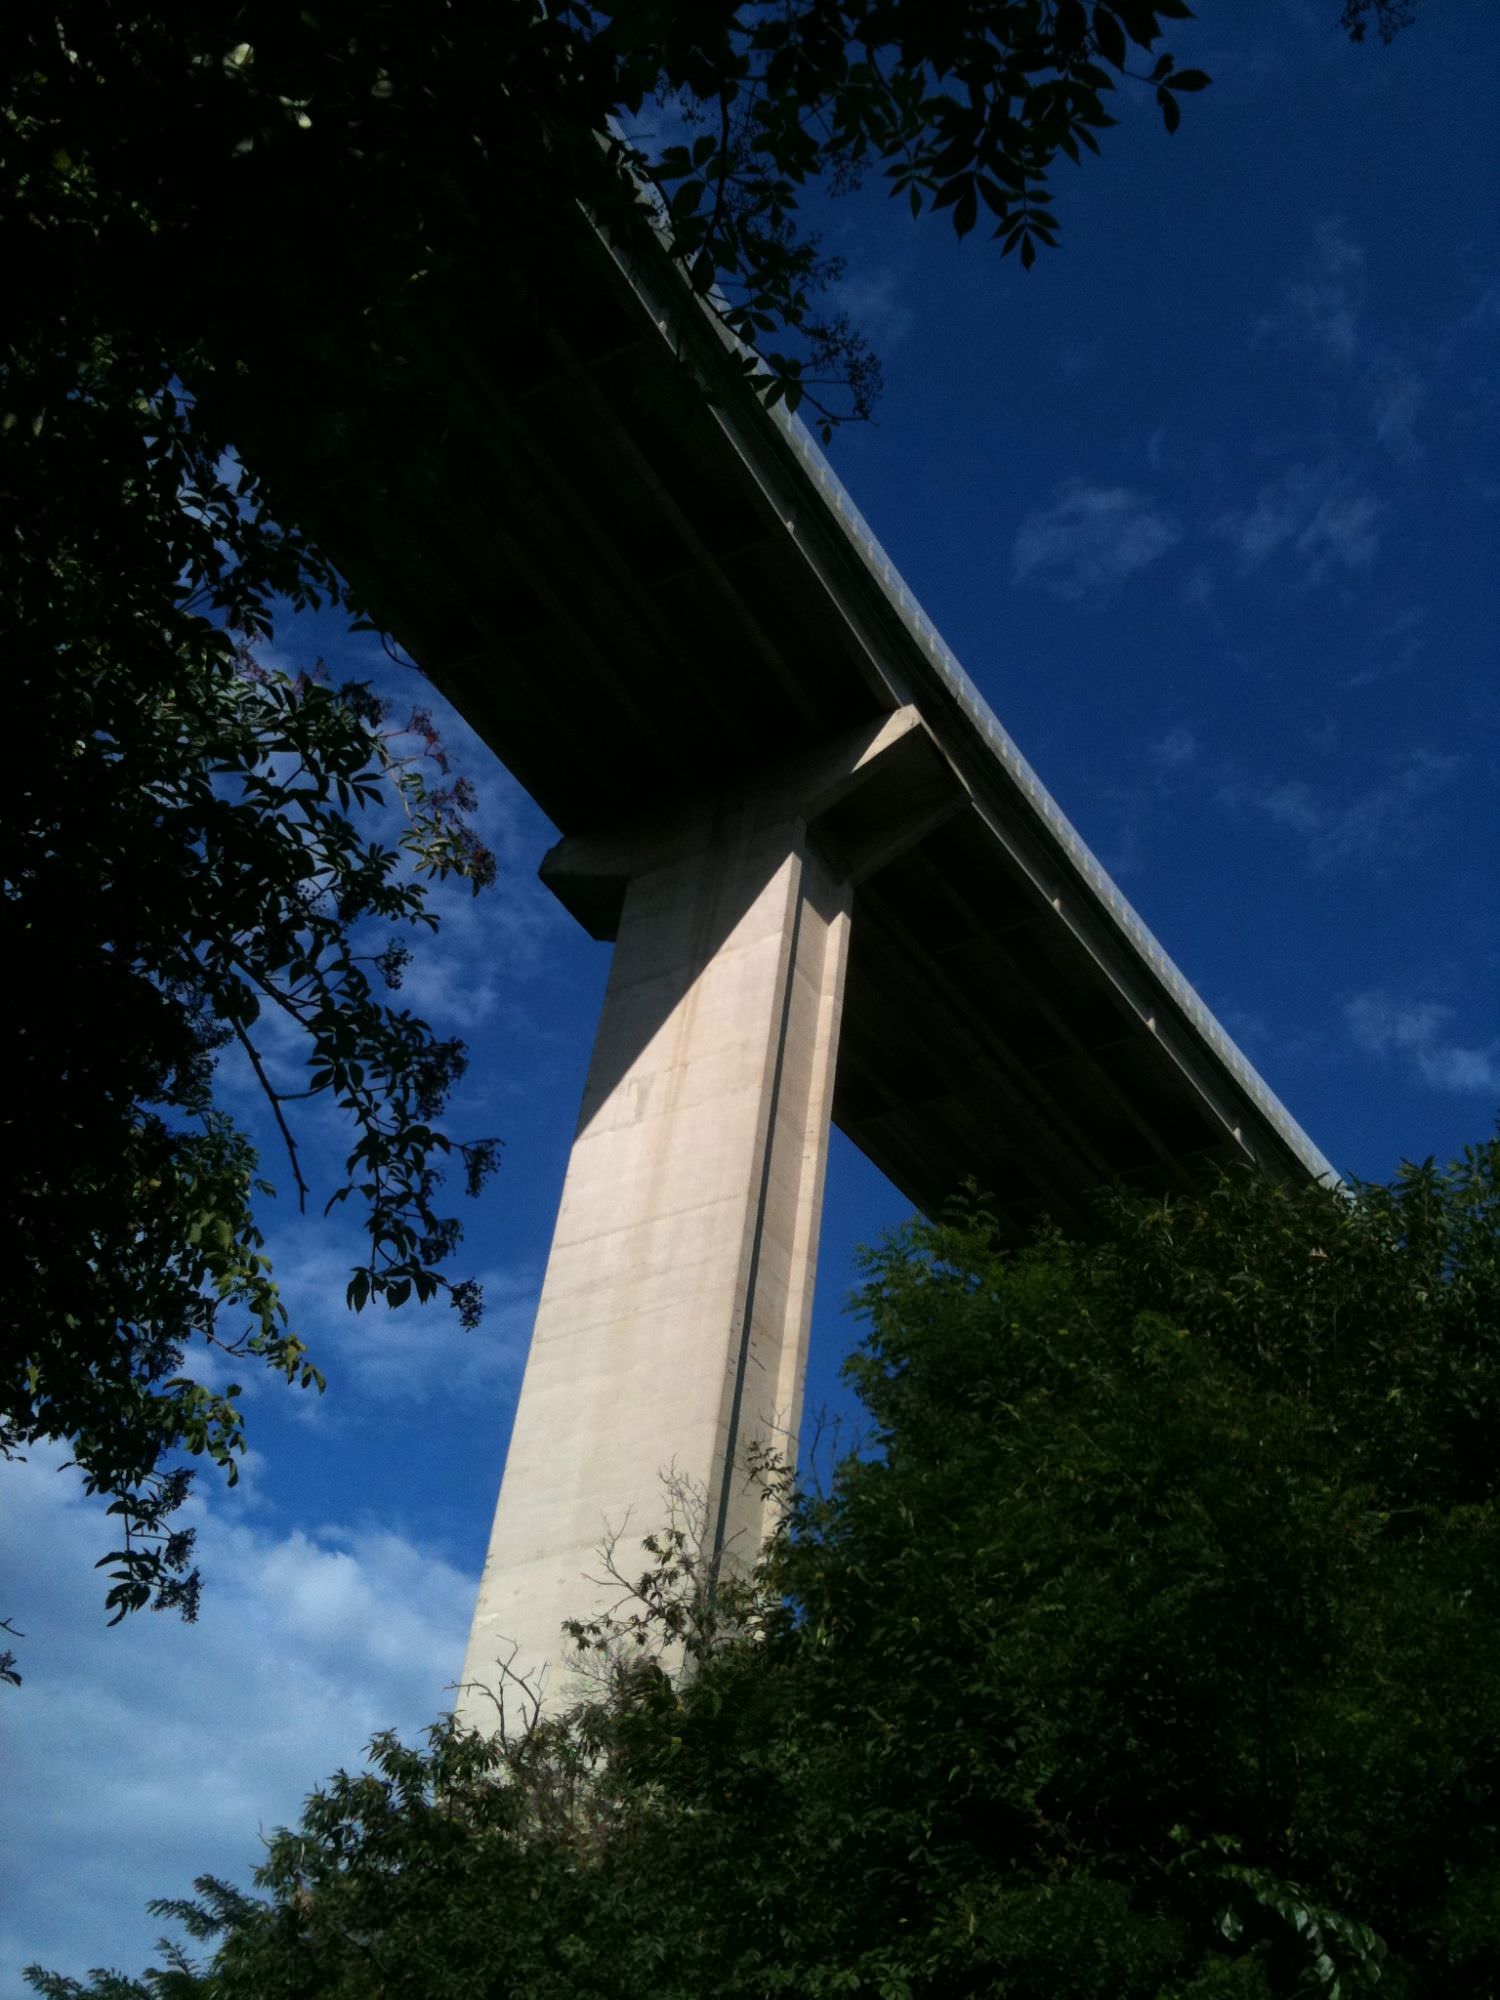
6, 576, 503, 1630
1, 1, 1414, 1636
3, 42, 508, 1632
32, 1139, 1500, 1997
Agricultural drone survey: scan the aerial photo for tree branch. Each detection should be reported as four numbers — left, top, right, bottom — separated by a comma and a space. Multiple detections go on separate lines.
227, 1016, 309, 1212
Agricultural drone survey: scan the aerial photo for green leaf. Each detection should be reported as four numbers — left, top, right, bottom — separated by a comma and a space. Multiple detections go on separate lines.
1093, 7, 1128, 70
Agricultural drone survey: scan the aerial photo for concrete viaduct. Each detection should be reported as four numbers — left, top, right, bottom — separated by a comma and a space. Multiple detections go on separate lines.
239, 202, 1335, 1708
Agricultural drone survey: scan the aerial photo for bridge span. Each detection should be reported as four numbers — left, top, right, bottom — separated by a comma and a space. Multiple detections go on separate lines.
238, 201, 1334, 1707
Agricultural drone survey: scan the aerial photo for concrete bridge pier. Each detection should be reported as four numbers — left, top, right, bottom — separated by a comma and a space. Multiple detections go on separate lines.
457, 712, 951, 1716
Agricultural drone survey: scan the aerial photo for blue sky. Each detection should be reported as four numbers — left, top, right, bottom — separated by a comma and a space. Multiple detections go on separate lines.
5, 6, 1498, 1983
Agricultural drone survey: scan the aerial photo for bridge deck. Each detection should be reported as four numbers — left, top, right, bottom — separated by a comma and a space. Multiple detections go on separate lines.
240, 201, 1334, 1233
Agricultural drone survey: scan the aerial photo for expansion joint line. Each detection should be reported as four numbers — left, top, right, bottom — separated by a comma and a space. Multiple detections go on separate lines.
707, 852, 806, 1591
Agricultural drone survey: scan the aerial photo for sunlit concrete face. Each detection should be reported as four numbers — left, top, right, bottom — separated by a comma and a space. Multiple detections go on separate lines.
457, 800, 849, 1717
453, 655, 1331, 1716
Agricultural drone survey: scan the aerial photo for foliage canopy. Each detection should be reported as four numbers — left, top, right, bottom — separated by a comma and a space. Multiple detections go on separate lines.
32, 1140, 1500, 1997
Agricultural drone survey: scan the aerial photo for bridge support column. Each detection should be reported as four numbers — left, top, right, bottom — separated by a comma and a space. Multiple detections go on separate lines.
457, 800, 851, 1715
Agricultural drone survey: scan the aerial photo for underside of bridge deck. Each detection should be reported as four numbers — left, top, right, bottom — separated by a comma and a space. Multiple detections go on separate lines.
225, 195, 1331, 1238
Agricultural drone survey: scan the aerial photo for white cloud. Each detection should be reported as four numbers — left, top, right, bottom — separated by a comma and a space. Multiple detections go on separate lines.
1255, 219, 1429, 455
391, 868, 569, 1031
324, 1264, 537, 1406
1298, 484, 1383, 572
0, 1449, 477, 1989
1219, 747, 1462, 871
235, 1229, 538, 1409
1258, 217, 1366, 363
1369, 357, 1428, 458
1011, 482, 1180, 599
830, 266, 913, 351
1216, 461, 1383, 583
1248, 779, 1323, 839
1343, 604, 1426, 690
1345, 993, 1500, 1096
1149, 724, 1199, 773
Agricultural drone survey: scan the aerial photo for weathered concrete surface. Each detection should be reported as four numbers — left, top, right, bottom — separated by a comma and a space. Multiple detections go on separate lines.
457, 796, 850, 1717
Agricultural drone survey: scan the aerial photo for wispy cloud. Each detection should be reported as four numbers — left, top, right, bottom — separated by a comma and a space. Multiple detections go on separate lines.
327, 1265, 537, 1405
1368, 356, 1428, 459
1080, 724, 1201, 881
1343, 604, 1427, 691
1219, 747, 1462, 871
830, 266, 913, 352
1258, 217, 1366, 363
1216, 460, 1383, 583
391, 870, 568, 1031
1011, 482, 1180, 599
256, 1230, 538, 1409
1346, 992, 1500, 1096
1257, 218, 1429, 455
1149, 724, 1199, 773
